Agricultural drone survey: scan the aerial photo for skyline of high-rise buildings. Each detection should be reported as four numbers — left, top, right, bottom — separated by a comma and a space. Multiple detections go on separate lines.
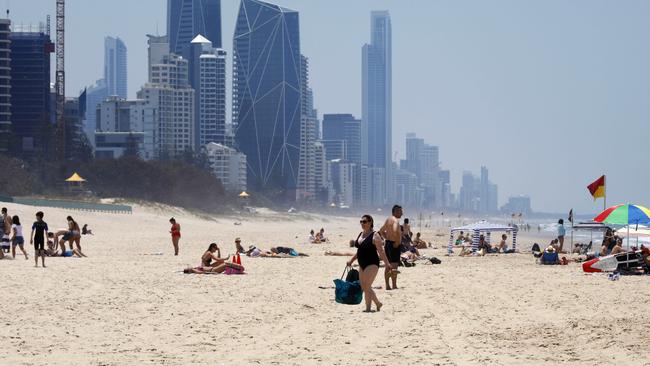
0, 1, 527, 211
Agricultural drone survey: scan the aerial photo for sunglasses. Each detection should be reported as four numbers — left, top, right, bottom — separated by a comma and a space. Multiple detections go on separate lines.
360, 220, 370, 224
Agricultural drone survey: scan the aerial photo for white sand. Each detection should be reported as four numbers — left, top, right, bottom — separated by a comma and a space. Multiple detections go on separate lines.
1, 202, 649, 365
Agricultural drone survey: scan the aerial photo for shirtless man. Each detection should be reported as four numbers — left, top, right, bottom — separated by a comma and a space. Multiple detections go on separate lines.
379, 205, 403, 290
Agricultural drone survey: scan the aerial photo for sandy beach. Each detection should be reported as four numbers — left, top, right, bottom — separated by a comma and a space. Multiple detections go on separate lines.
1, 201, 649, 366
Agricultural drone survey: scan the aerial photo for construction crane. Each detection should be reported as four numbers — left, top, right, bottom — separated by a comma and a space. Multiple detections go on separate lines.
55, 0, 65, 161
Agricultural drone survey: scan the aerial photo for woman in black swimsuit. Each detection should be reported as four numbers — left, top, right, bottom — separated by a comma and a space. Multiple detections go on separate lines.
347, 214, 395, 312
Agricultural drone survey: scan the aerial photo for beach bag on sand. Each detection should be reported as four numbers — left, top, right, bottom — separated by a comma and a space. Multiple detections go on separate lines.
334, 266, 363, 305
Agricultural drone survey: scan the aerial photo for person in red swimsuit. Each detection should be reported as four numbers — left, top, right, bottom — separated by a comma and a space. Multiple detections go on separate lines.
169, 217, 181, 256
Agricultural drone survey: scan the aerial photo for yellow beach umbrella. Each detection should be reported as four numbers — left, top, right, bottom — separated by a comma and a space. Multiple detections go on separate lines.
65, 172, 86, 182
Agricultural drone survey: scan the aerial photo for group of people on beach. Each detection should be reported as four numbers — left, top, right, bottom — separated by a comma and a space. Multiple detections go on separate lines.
454, 231, 511, 256
0, 208, 89, 267
173, 206, 437, 312
308, 228, 328, 243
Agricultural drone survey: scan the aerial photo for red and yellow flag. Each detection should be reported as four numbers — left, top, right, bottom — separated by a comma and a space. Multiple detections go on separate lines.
587, 175, 605, 200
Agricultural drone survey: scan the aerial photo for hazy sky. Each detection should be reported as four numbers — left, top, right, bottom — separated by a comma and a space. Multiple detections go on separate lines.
9, 0, 650, 214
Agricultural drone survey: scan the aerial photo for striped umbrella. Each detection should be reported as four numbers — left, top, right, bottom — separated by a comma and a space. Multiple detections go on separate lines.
594, 204, 650, 226
594, 204, 650, 248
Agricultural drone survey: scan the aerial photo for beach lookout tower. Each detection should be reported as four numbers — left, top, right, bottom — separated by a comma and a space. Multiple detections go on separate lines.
65, 172, 86, 193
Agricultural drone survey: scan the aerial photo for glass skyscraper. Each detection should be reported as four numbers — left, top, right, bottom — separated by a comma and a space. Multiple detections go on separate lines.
104, 36, 127, 98
0, 19, 10, 154
362, 11, 392, 201
167, 0, 222, 58
9, 23, 55, 157
233, 0, 301, 194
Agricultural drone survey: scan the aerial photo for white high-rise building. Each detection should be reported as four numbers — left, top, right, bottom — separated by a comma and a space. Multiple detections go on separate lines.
95, 97, 156, 159
313, 141, 329, 200
138, 43, 195, 158
359, 165, 386, 208
204, 142, 247, 192
147, 35, 170, 82
189, 35, 227, 147
297, 55, 319, 202
329, 159, 354, 207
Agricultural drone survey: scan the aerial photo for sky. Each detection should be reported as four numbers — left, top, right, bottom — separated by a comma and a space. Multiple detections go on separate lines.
8, 0, 650, 214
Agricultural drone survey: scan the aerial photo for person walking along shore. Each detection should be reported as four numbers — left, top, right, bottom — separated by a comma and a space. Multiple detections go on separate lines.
347, 214, 395, 312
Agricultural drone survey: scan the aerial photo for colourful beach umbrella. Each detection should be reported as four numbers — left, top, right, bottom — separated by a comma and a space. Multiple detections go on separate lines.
593, 204, 650, 226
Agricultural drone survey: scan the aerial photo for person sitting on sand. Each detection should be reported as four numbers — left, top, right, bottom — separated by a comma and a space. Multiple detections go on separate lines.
319, 228, 328, 242
602, 237, 626, 256
45, 233, 84, 257
477, 234, 493, 255
413, 232, 428, 249
309, 230, 316, 243
455, 232, 465, 246
202, 243, 225, 268
494, 234, 508, 253
234, 238, 245, 254
185, 253, 244, 274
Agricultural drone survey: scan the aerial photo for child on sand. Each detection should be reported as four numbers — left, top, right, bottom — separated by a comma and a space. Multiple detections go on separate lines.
11, 215, 28, 260
30, 211, 48, 268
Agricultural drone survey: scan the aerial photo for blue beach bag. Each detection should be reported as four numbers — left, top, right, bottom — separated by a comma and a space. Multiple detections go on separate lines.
334, 266, 363, 305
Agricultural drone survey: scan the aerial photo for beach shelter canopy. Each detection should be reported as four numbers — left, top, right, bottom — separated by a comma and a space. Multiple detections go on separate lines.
450, 222, 517, 233
238, 191, 250, 198
448, 221, 518, 254
572, 221, 611, 232
65, 172, 86, 183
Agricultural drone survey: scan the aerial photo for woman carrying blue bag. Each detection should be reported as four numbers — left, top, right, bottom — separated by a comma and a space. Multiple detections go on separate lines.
346, 214, 395, 312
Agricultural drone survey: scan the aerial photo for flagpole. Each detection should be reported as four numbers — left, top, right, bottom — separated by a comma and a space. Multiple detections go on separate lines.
603, 175, 606, 211
570, 209, 574, 254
